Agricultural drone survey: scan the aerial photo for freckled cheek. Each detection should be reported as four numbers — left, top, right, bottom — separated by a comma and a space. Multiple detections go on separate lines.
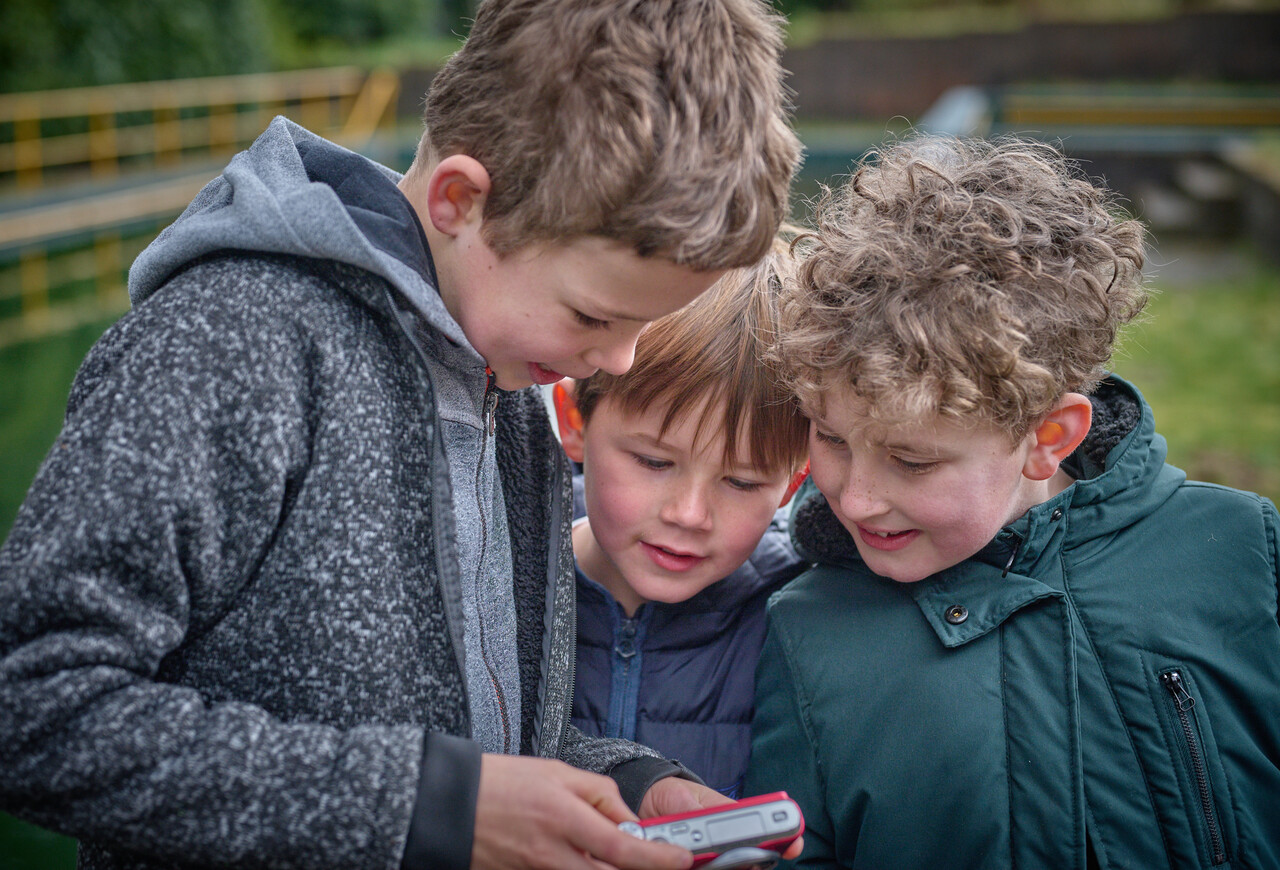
807, 456, 846, 505
583, 464, 649, 546
914, 497, 1005, 553
719, 518, 772, 564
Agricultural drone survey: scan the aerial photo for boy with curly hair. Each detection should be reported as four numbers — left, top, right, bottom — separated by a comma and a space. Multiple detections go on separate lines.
553, 242, 810, 801
745, 135, 1280, 868
0, 2, 802, 869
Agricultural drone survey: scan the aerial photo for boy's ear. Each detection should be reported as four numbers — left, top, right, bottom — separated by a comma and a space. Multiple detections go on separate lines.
552, 380, 585, 464
424, 154, 491, 237
1023, 393, 1093, 482
779, 461, 809, 507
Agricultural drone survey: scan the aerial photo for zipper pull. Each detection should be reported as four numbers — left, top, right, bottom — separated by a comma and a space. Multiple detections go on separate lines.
1162, 670, 1196, 712
483, 366, 498, 436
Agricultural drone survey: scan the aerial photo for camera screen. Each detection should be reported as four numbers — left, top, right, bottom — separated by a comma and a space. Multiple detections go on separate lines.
707, 811, 766, 843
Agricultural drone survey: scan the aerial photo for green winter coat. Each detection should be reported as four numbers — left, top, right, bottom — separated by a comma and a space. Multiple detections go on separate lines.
745, 376, 1280, 869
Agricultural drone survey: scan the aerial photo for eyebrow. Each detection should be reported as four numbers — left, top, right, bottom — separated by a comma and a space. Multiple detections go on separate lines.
817, 418, 935, 455
626, 431, 668, 449
585, 304, 648, 324
882, 436, 949, 458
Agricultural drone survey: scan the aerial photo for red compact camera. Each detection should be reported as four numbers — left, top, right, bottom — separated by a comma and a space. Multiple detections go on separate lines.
619, 791, 804, 870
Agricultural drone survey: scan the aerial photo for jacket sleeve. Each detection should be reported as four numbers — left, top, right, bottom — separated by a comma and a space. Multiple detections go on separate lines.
744, 615, 840, 869
558, 723, 703, 812
0, 272, 421, 869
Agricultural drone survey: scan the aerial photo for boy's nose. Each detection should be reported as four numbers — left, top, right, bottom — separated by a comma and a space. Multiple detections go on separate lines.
659, 484, 713, 531
839, 467, 889, 521
582, 340, 636, 377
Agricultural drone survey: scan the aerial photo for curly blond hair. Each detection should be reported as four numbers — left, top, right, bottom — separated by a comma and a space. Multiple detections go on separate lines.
575, 235, 809, 476
777, 135, 1148, 440
414, 0, 801, 271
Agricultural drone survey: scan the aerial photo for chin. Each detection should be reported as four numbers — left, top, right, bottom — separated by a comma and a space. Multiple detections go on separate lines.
861, 554, 930, 585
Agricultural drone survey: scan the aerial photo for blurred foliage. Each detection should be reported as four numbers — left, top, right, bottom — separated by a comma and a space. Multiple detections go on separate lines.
0, 0, 273, 92
276, 0, 438, 43
4, 0, 1279, 93
779, 0, 1280, 43
0, 0, 473, 93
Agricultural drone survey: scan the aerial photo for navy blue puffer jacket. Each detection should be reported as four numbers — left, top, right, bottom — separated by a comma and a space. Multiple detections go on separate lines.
571, 479, 807, 796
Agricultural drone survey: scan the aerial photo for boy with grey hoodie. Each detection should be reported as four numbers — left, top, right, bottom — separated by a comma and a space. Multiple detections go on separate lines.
0, 2, 802, 869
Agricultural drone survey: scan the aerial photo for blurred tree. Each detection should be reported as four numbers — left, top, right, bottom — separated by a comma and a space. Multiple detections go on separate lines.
270, 0, 443, 44
0, 0, 272, 92
441, 0, 476, 37
773, 0, 858, 15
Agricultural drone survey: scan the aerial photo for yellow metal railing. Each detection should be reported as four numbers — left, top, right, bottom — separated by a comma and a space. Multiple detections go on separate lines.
0, 67, 400, 189
997, 85, 1280, 130
0, 67, 401, 348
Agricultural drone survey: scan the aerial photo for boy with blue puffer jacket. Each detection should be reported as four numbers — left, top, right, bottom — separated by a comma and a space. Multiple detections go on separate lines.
554, 242, 810, 801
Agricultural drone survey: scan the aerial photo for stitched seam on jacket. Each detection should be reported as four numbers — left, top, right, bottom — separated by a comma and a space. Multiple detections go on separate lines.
1002, 625, 1016, 870
1066, 549, 1167, 870
772, 617, 834, 840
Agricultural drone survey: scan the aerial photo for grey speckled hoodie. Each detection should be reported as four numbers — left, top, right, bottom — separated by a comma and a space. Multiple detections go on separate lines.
0, 118, 686, 870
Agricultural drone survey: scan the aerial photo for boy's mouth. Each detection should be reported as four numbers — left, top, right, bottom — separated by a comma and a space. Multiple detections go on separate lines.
856, 525, 919, 552
527, 362, 565, 385
640, 541, 706, 572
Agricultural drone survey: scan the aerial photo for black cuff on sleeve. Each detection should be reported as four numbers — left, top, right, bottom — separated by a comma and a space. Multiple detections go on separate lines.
609, 756, 705, 814
401, 732, 482, 870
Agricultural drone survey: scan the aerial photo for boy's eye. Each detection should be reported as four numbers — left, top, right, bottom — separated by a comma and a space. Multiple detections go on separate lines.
572, 310, 610, 330
815, 430, 846, 447
632, 454, 672, 471
726, 477, 764, 492
892, 456, 938, 474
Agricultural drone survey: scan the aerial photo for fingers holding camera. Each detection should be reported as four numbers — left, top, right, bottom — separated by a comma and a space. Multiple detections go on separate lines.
472, 754, 694, 870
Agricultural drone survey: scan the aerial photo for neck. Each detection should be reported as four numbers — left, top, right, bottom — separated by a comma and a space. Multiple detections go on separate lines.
398, 172, 460, 316
1005, 467, 1076, 530
1047, 466, 1076, 500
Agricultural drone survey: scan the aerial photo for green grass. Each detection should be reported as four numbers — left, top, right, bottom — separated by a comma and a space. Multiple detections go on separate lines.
1111, 242, 1280, 504
0, 317, 120, 538
0, 813, 77, 870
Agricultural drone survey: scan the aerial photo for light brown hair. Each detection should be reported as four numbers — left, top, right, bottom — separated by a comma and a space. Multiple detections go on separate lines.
414, 0, 801, 270
575, 237, 809, 475
776, 135, 1148, 440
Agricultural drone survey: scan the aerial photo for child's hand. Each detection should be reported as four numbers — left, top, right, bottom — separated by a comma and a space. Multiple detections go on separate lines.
472, 754, 694, 870
638, 777, 733, 817
639, 779, 805, 862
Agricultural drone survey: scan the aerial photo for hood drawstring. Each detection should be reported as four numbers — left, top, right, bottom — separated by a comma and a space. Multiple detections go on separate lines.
1002, 535, 1022, 578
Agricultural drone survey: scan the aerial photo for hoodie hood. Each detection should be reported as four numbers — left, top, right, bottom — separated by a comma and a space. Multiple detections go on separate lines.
128, 116, 468, 349
791, 375, 1183, 568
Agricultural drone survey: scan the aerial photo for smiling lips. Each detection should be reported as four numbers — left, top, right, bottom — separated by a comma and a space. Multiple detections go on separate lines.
640, 541, 707, 572
527, 362, 565, 385
857, 525, 919, 552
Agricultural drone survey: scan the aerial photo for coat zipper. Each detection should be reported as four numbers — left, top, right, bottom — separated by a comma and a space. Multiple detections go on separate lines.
1160, 669, 1226, 865
474, 366, 511, 753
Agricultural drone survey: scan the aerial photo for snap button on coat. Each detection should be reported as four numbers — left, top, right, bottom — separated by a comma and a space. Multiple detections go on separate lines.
945, 604, 969, 624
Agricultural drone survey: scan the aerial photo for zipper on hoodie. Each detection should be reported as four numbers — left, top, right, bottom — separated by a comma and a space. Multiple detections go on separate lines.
474, 365, 511, 753
1160, 669, 1226, 865
483, 366, 498, 435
